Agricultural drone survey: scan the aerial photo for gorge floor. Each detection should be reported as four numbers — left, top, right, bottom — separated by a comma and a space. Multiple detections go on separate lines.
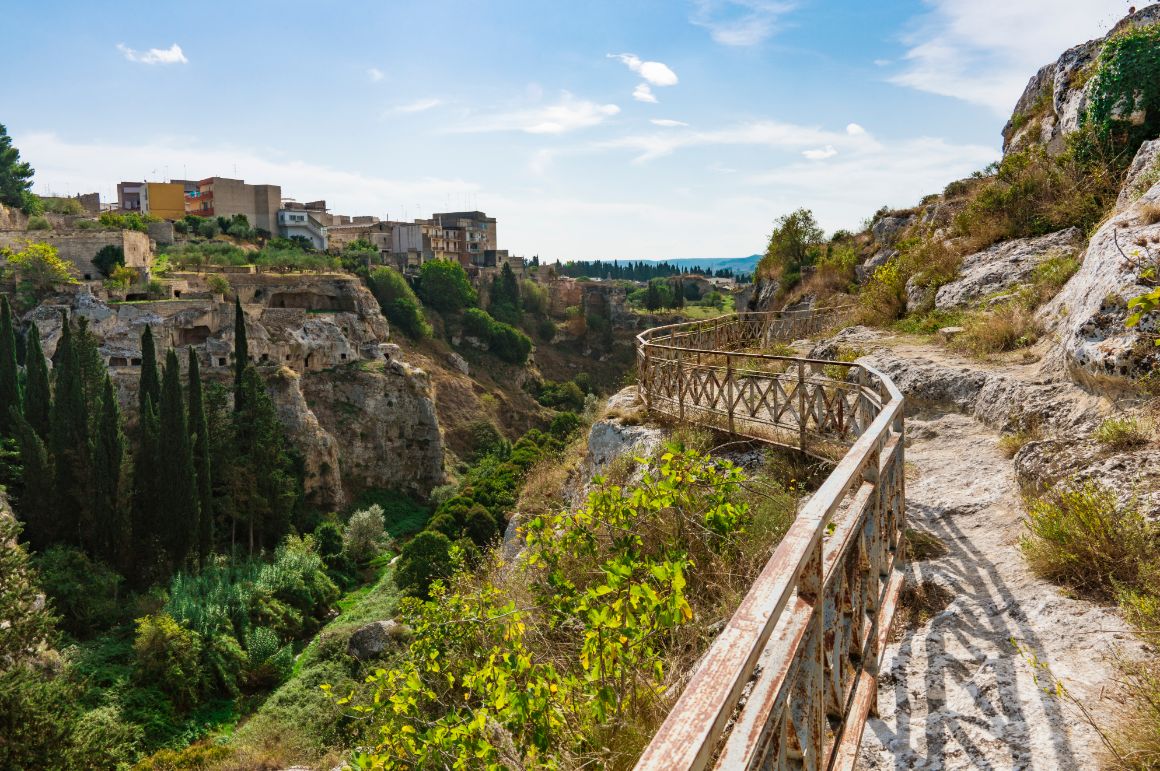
856, 406, 1144, 770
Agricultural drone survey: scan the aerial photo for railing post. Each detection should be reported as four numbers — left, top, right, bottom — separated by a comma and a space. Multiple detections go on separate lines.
797, 360, 807, 454
797, 535, 826, 767
726, 353, 735, 435
640, 344, 651, 409
677, 346, 686, 422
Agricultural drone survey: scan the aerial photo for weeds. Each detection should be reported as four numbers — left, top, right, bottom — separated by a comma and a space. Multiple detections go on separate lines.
906, 528, 949, 561
998, 426, 1043, 458
952, 302, 1043, 355
1093, 416, 1150, 450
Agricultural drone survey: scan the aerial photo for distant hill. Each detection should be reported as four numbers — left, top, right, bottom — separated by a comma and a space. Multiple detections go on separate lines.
567, 255, 762, 275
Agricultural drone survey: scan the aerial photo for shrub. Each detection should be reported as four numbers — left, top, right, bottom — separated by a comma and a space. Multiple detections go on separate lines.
536, 316, 557, 341
241, 626, 294, 690
463, 505, 498, 547
197, 220, 219, 239
93, 244, 125, 278
1021, 481, 1155, 598
548, 411, 583, 439
74, 219, 99, 230
536, 379, 585, 411
133, 614, 204, 710
463, 419, 507, 461
63, 702, 144, 769
343, 505, 391, 564
462, 308, 533, 364
368, 266, 430, 339
857, 258, 907, 325
425, 512, 460, 540
394, 530, 454, 599
418, 259, 476, 313
34, 546, 124, 638
1092, 416, 1149, 450
206, 273, 230, 296
26, 215, 50, 230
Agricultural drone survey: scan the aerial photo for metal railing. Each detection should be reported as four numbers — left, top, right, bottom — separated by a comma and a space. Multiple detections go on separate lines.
634, 308, 906, 771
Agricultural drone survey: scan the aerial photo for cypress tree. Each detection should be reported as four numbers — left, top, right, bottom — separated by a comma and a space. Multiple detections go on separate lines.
138, 325, 160, 420
13, 411, 52, 550
233, 297, 248, 397
92, 375, 127, 569
188, 349, 213, 569
131, 393, 161, 583
158, 348, 198, 569
74, 316, 106, 428
22, 324, 50, 440
50, 313, 93, 549
234, 366, 295, 553
0, 297, 21, 438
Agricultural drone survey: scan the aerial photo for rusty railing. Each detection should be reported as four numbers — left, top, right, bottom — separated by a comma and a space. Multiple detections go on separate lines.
634, 308, 906, 770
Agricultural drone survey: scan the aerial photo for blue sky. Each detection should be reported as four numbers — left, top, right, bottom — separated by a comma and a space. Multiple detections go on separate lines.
0, 0, 1141, 259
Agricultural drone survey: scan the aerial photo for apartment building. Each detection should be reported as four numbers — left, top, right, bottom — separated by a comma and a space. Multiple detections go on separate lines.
185, 177, 281, 233
117, 180, 198, 219
433, 210, 497, 267
277, 200, 329, 250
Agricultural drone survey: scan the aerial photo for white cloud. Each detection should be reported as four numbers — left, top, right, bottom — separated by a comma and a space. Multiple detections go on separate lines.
599, 119, 877, 163
448, 92, 620, 135
890, 0, 1129, 114
689, 0, 795, 46
633, 84, 658, 103
873, 58, 891, 67
607, 53, 679, 86
367, 67, 385, 82
802, 145, 837, 160
15, 131, 477, 217
394, 98, 442, 113
846, 122, 866, 136
116, 42, 188, 65
651, 119, 690, 127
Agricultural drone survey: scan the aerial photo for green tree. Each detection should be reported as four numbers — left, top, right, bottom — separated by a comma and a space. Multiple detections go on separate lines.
645, 280, 663, 311
368, 266, 431, 339
417, 259, 477, 313
759, 208, 824, 282
2, 241, 77, 293
233, 367, 296, 553
0, 515, 57, 666
0, 296, 21, 438
92, 245, 125, 278
488, 262, 522, 325
233, 296, 248, 396
22, 324, 50, 440
92, 375, 127, 570
131, 395, 161, 579
394, 529, 454, 599
159, 348, 198, 570
0, 123, 34, 209
13, 414, 53, 551
188, 349, 213, 569
138, 325, 160, 420
50, 313, 93, 550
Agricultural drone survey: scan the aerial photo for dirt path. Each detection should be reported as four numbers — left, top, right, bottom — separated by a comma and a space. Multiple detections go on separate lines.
853, 336, 1146, 770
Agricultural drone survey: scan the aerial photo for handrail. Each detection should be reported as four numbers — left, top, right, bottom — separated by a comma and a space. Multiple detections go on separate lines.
634, 307, 906, 771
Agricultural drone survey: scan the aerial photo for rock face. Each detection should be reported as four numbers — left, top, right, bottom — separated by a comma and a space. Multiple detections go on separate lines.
1015, 438, 1160, 520
300, 361, 444, 501
346, 620, 410, 661
267, 368, 346, 509
1117, 138, 1160, 211
1003, 5, 1160, 155
1042, 179, 1160, 386
934, 228, 1083, 309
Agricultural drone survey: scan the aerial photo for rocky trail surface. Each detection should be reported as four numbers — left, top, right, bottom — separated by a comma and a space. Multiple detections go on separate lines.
846, 334, 1151, 770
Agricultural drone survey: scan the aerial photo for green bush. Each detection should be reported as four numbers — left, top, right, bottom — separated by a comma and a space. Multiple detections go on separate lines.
368, 266, 431, 339
535, 379, 585, 411
462, 308, 533, 364
548, 411, 583, 439
241, 626, 293, 690
1092, 416, 1149, 450
27, 215, 51, 230
395, 530, 454, 599
63, 702, 145, 769
35, 546, 124, 638
343, 504, 391, 564
93, 244, 125, 278
425, 512, 460, 540
463, 505, 498, 547
418, 259, 477, 313
0, 666, 79, 769
134, 614, 204, 711
207, 273, 230, 296
197, 221, 219, 239
537, 317, 557, 340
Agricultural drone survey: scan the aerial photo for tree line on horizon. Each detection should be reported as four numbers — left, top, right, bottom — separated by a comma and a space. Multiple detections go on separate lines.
551, 258, 749, 282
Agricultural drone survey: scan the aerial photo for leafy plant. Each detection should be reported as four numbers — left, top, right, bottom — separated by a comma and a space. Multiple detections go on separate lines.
343, 504, 392, 564
1092, 416, 1149, 450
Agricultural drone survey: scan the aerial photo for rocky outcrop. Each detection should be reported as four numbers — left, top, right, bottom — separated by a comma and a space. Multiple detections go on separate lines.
1042, 181, 1160, 386
1003, 5, 1160, 155
300, 360, 444, 500
1015, 438, 1160, 520
934, 227, 1084, 309
346, 620, 410, 661
1117, 138, 1160, 211
267, 368, 346, 509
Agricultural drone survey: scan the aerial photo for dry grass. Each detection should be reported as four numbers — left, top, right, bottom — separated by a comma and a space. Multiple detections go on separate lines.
889, 579, 954, 642
952, 303, 1043, 356
998, 425, 1044, 458
1141, 202, 1160, 226
906, 528, 949, 561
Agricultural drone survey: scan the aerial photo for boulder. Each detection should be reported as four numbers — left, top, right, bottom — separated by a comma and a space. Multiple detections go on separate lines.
934, 228, 1084, 309
904, 275, 933, 312
446, 352, 470, 375
1116, 138, 1160, 211
1041, 188, 1160, 386
855, 248, 897, 283
871, 215, 915, 248
1015, 439, 1160, 520
346, 620, 411, 661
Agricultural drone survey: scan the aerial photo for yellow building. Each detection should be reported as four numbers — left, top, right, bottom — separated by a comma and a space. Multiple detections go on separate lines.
142, 182, 188, 220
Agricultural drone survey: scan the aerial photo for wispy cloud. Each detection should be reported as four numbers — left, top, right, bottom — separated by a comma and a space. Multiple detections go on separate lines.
394, 98, 442, 114
802, 145, 837, 160
599, 119, 875, 163
651, 119, 690, 127
633, 84, 658, 103
890, 0, 1128, 114
448, 92, 620, 135
367, 67, 385, 82
689, 0, 795, 46
607, 53, 679, 86
116, 42, 188, 65
846, 123, 866, 136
